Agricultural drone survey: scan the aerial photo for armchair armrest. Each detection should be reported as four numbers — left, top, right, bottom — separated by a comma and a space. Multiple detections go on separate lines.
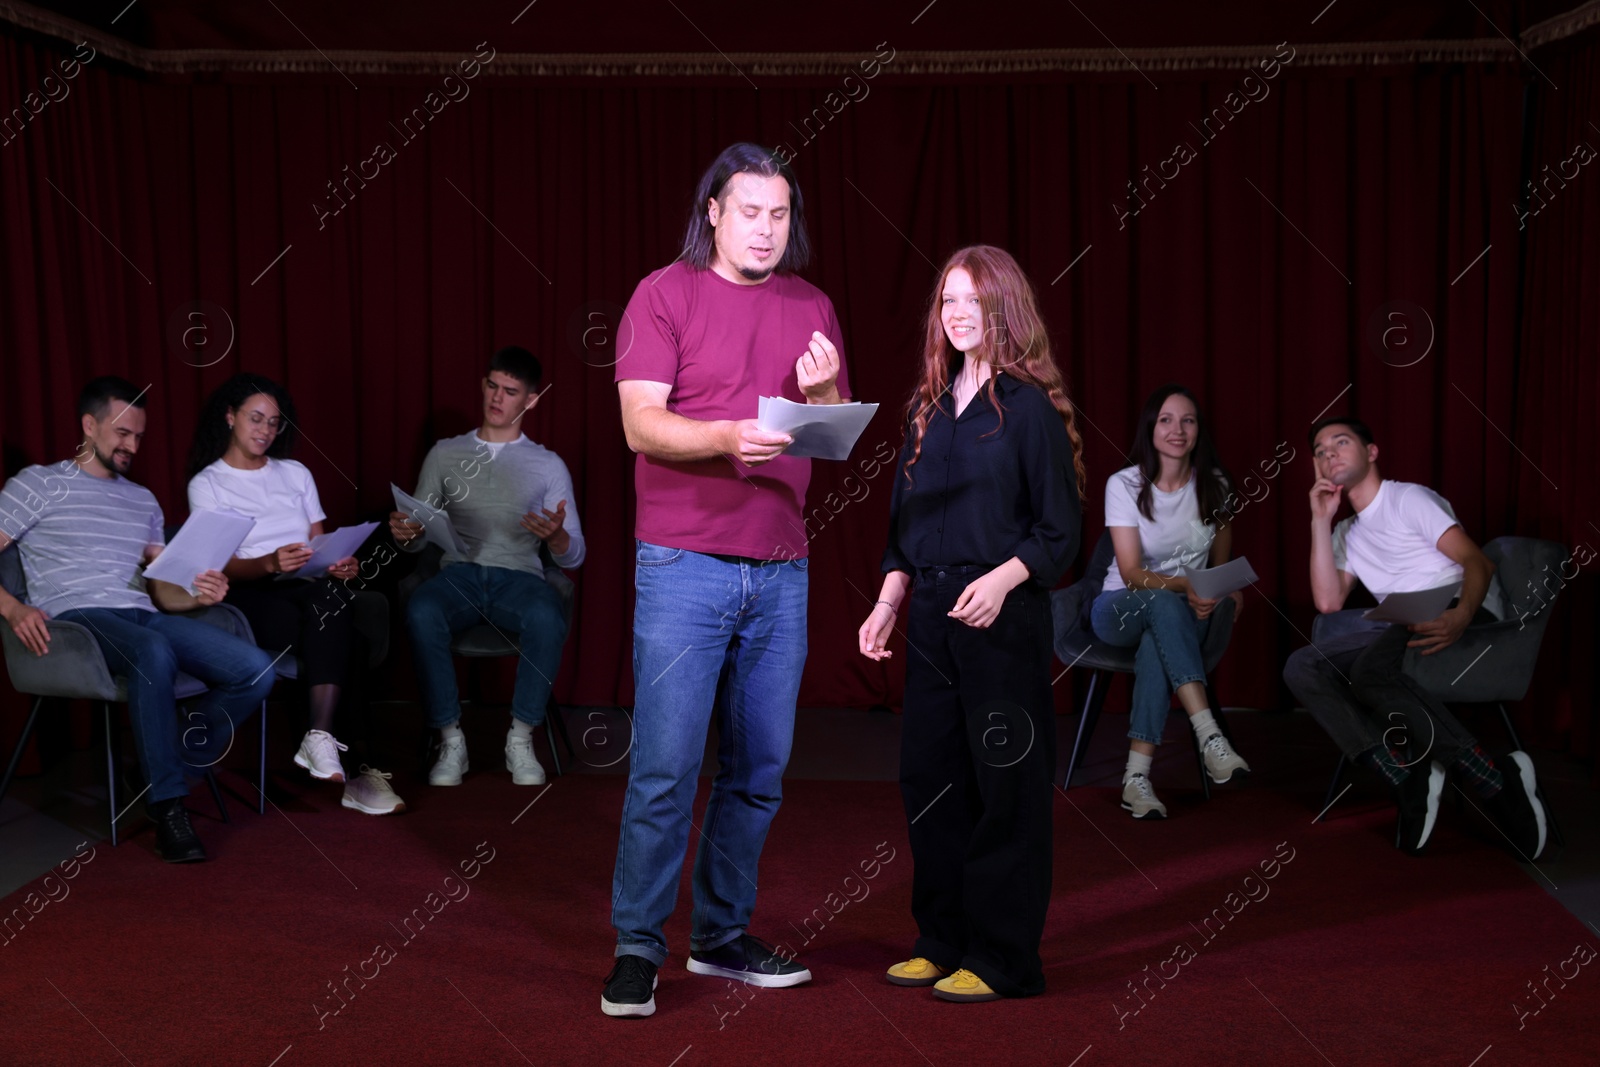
1, 619, 120, 701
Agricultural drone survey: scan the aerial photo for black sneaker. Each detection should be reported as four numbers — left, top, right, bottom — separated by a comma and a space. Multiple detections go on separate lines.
150, 799, 206, 863
601, 955, 658, 1018
1485, 751, 1548, 862
687, 934, 812, 988
1392, 760, 1445, 856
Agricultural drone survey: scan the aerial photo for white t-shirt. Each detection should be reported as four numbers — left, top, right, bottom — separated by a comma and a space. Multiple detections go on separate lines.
1101, 465, 1218, 593
187, 458, 326, 561
1332, 479, 1505, 620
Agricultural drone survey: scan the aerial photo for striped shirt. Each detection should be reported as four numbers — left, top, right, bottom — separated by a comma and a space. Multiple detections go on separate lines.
0, 461, 165, 616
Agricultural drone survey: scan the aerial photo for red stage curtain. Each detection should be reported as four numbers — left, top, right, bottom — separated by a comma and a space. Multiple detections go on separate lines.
3, 30, 1575, 758
1511, 26, 1600, 766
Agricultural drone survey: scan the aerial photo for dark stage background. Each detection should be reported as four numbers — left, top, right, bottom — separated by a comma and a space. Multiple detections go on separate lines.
1, 2, 1595, 767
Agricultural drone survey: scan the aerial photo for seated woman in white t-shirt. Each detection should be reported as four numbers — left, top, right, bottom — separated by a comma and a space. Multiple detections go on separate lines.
1088, 385, 1251, 819
186, 374, 401, 816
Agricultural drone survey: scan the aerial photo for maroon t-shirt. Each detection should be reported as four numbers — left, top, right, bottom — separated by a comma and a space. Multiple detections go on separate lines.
618, 261, 850, 560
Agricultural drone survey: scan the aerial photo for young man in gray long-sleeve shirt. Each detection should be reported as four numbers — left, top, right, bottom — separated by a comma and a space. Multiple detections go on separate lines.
389, 346, 585, 787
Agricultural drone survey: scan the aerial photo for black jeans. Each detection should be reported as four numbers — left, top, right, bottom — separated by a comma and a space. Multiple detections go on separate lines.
900, 566, 1057, 997
1282, 607, 1495, 767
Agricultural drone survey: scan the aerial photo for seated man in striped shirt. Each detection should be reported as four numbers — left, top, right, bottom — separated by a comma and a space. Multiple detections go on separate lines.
0, 376, 277, 863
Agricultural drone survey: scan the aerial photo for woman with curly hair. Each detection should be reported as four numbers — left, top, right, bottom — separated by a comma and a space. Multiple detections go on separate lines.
186, 373, 402, 816
858, 245, 1084, 1003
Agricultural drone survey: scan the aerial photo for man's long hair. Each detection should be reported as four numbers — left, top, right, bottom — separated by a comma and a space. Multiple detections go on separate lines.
678, 142, 811, 273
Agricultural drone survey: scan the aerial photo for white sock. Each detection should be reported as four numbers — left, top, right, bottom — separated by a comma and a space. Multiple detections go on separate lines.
1189, 709, 1221, 742
509, 719, 535, 740
1124, 751, 1153, 784
440, 723, 464, 742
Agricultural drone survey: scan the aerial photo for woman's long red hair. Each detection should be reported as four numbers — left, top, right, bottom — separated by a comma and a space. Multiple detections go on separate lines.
902, 245, 1087, 499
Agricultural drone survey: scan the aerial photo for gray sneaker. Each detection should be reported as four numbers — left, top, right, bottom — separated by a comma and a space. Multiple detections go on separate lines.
1121, 774, 1168, 819
1202, 733, 1250, 784
341, 765, 406, 815
429, 736, 469, 786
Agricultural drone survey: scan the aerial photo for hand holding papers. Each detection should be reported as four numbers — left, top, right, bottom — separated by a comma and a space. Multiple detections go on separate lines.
756, 396, 878, 461
144, 509, 255, 593
1363, 584, 1457, 625
1181, 557, 1259, 600
278, 521, 379, 581
392, 485, 466, 556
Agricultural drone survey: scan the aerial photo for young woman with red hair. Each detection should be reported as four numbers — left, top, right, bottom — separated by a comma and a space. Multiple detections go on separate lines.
859, 245, 1085, 1002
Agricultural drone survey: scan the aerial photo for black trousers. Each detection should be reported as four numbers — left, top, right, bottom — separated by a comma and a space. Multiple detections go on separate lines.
900, 566, 1057, 997
226, 578, 361, 690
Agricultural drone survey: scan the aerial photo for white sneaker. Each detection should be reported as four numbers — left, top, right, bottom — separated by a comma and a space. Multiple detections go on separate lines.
505, 733, 546, 786
429, 736, 469, 786
341, 766, 406, 815
293, 729, 348, 782
1121, 774, 1168, 819
1201, 733, 1251, 784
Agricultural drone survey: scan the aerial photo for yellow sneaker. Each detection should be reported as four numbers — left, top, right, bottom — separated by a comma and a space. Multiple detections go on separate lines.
886, 957, 951, 987
932, 969, 1002, 1002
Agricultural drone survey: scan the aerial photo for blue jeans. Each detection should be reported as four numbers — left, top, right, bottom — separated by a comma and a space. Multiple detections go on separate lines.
1089, 589, 1211, 745
612, 541, 808, 964
405, 564, 569, 729
58, 608, 275, 804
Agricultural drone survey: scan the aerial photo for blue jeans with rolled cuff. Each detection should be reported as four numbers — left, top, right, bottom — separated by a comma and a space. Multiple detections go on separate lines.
611, 541, 809, 965
1089, 588, 1212, 745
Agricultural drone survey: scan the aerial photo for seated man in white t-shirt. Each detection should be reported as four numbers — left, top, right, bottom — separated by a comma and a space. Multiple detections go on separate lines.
1284, 416, 1546, 860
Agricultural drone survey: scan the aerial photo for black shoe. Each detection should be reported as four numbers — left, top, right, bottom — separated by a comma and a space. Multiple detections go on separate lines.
1485, 751, 1548, 862
1392, 761, 1445, 855
601, 955, 658, 1018
687, 934, 812, 988
150, 799, 207, 863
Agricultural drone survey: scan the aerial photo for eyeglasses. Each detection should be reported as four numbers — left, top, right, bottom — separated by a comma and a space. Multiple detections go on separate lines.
241, 411, 287, 433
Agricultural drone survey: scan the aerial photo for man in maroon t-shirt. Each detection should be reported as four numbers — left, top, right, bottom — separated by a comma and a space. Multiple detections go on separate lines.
602, 143, 850, 1019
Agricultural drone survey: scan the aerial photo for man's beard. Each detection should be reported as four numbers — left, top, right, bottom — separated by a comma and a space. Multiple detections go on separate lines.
736, 264, 774, 282
95, 445, 130, 473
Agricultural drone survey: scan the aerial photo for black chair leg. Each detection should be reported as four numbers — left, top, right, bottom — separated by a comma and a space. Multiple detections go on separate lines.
0, 695, 46, 805
257, 699, 268, 814
1063, 670, 1107, 790
1316, 756, 1349, 823
1496, 702, 1527, 754
104, 702, 119, 847
550, 701, 575, 761
543, 703, 564, 778
206, 769, 229, 823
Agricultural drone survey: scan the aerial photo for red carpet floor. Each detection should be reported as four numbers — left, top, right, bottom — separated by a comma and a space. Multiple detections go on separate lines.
2, 774, 1597, 1067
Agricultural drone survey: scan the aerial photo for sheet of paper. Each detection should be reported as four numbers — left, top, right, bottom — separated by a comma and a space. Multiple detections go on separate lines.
278, 521, 379, 581
392, 484, 467, 557
1362, 584, 1458, 625
143, 509, 256, 591
755, 396, 879, 461
1181, 556, 1260, 600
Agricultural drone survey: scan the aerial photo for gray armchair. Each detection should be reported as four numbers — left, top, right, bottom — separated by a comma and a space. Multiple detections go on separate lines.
397, 544, 576, 775
1050, 531, 1239, 795
0, 544, 256, 845
1314, 536, 1566, 843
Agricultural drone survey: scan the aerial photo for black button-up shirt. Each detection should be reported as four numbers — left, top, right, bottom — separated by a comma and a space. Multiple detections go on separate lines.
881, 371, 1081, 587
